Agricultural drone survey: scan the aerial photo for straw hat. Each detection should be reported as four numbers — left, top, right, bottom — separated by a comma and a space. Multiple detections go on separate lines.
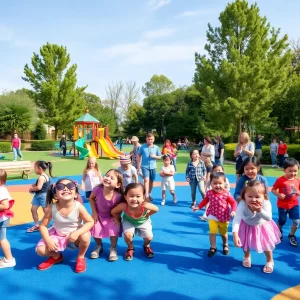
131, 136, 139, 142
120, 156, 131, 165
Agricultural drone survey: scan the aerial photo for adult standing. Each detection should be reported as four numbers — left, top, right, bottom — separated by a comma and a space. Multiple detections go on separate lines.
214, 136, 225, 165
278, 139, 288, 167
130, 136, 141, 170
11, 133, 23, 161
234, 132, 254, 180
270, 138, 278, 168
59, 134, 67, 156
201, 136, 215, 162
255, 134, 264, 162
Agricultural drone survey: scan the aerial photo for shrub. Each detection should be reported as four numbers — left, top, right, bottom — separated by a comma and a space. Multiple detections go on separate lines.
30, 140, 55, 151
0, 142, 11, 153
32, 121, 47, 140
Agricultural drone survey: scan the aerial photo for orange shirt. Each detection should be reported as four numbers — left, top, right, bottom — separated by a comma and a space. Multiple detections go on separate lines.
273, 176, 300, 209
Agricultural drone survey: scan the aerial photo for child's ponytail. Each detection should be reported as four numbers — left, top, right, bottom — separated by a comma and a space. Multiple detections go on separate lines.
46, 184, 56, 206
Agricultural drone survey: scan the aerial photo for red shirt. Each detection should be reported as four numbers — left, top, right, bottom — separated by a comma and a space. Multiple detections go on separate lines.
198, 190, 237, 222
273, 176, 300, 209
278, 143, 287, 155
12, 138, 20, 148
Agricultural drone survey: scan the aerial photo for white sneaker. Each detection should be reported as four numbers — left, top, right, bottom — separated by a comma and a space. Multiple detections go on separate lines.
199, 214, 208, 222
173, 195, 177, 204
109, 247, 118, 262
13, 160, 17, 162
90, 245, 103, 259
161, 199, 166, 206
0, 257, 16, 268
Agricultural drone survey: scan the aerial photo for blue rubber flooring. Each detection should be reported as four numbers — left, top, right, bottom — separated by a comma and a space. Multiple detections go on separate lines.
1, 174, 299, 300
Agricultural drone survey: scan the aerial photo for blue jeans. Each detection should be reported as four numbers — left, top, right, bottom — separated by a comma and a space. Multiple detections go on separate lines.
279, 154, 285, 167
270, 152, 277, 166
189, 180, 205, 205
172, 157, 177, 172
214, 158, 224, 165
278, 206, 300, 227
13, 147, 22, 160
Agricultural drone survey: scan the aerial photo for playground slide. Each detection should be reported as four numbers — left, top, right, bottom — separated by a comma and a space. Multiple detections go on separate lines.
86, 143, 99, 158
95, 137, 119, 159
75, 138, 89, 160
105, 136, 124, 155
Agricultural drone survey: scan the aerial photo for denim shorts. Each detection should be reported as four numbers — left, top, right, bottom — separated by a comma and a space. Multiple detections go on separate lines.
0, 219, 10, 240
31, 193, 47, 207
141, 168, 156, 182
278, 205, 300, 227
85, 191, 92, 200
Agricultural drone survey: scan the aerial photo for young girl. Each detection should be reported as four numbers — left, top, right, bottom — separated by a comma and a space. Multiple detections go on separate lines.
89, 169, 124, 261
171, 143, 178, 172
117, 156, 138, 188
234, 157, 269, 201
199, 164, 231, 221
0, 169, 16, 268
82, 157, 103, 200
111, 183, 159, 261
201, 153, 213, 191
160, 155, 176, 205
36, 178, 93, 273
27, 161, 54, 233
232, 181, 281, 273
193, 172, 237, 257
186, 149, 206, 207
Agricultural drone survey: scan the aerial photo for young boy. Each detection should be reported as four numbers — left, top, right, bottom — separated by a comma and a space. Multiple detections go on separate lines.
130, 136, 141, 171
271, 158, 300, 247
137, 133, 161, 201
117, 156, 138, 188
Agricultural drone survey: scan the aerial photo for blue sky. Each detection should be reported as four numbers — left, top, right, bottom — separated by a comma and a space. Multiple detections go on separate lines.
1, 0, 300, 100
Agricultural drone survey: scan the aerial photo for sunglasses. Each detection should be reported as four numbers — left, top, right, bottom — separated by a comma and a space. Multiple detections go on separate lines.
56, 182, 76, 191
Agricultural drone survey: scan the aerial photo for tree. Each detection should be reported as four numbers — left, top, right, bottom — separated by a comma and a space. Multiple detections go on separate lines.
142, 74, 175, 97
194, 0, 292, 136
104, 81, 124, 120
120, 81, 140, 116
123, 103, 146, 136
32, 120, 47, 140
22, 43, 86, 139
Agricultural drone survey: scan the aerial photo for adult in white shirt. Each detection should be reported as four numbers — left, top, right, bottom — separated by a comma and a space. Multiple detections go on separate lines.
201, 136, 215, 162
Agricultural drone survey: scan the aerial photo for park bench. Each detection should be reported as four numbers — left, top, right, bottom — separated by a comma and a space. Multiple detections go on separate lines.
0, 161, 32, 179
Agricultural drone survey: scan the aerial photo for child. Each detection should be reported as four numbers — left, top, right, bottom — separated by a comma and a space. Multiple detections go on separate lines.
171, 143, 178, 172
82, 157, 103, 200
234, 157, 268, 201
193, 172, 237, 257
137, 133, 161, 201
199, 164, 230, 221
160, 155, 176, 205
59, 134, 67, 156
200, 153, 213, 191
233, 181, 281, 273
36, 178, 93, 273
0, 169, 16, 268
271, 158, 300, 247
89, 169, 124, 261
27, 161, 54, 233
111, 183, 159, 261
186, 149, 206, 207
130, 136, 141, 170
117, 156, 138, 188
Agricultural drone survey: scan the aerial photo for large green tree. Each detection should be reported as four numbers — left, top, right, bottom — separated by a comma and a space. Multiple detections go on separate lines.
142, 74, 175, 97
22, 43, 86, 139
194, 0, 292, 136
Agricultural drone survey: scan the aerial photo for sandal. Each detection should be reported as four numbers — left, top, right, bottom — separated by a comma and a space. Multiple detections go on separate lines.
207, 247, 217, 257
144, 246, 154, 258
222, 244, 230, 255
263, 262, 274, 274
26, 225, 40, 233
242, 257, 251, 268
124, 248, 134, 261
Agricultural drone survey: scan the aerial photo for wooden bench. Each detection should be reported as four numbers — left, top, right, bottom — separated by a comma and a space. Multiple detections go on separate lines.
0, 161, 33, 179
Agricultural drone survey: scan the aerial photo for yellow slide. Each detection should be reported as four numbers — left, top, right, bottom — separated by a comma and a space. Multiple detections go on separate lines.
86, 143, 99, 158
105, 136, 124, 155
95, 137, 119, 159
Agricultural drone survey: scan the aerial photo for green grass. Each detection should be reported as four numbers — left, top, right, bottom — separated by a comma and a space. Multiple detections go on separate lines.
2, 147, 283, 181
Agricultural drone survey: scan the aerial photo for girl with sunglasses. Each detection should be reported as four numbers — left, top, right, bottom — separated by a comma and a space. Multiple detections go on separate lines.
35, 178, 93, 273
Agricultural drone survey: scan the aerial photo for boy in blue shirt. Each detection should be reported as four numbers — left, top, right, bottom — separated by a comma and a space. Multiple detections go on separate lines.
137, 133, 161, 201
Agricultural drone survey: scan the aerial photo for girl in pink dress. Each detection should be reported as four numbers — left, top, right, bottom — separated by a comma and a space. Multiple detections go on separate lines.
89, 169, 124, 262
232, 180, 281, 274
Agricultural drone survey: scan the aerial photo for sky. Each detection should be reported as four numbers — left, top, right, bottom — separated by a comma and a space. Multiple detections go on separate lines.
1, 0, 300, 100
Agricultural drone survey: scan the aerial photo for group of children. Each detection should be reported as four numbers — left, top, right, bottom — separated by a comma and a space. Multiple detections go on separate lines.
0, 136, 299, 275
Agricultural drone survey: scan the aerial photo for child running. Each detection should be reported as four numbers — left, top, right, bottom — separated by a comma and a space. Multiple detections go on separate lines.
117, 156, 138, 188
186, 149, 206, 207
0, 169, 16, 268
160, 155, 176, 206
36, 178, 93, 273
233, 181, 281, 273
82, 157, 103, 200
111, 183, 159, 260
271, 158, 300, 247
89, 169, 124, 261
27, 161, 54, 233
193, 172, 237, 257
234, 157, 268, 200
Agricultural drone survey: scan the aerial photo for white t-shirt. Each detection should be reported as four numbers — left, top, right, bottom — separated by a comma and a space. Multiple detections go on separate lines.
0, 186, 12, 222
84, 169, 101, 192
160, 165, 175, 184
202, 145, 215, 162
117, 166, 137, 187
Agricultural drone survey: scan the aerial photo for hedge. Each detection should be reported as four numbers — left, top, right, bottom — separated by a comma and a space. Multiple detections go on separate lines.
30, 140, 55, 151
225, 143, 300, 164
0, 142, 11, 153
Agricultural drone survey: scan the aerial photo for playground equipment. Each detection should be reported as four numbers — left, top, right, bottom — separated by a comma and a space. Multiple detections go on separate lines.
73, 110, 124, 160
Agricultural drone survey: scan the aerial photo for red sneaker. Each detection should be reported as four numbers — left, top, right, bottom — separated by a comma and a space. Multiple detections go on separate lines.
144, 246, 154, 258
75, 258, 86, 273
38, 254, 63, 271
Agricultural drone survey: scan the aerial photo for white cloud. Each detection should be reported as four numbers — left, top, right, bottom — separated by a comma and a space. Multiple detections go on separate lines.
148, 0, 171, 10
143, 28, 175, 39
177, 9, 218, 17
